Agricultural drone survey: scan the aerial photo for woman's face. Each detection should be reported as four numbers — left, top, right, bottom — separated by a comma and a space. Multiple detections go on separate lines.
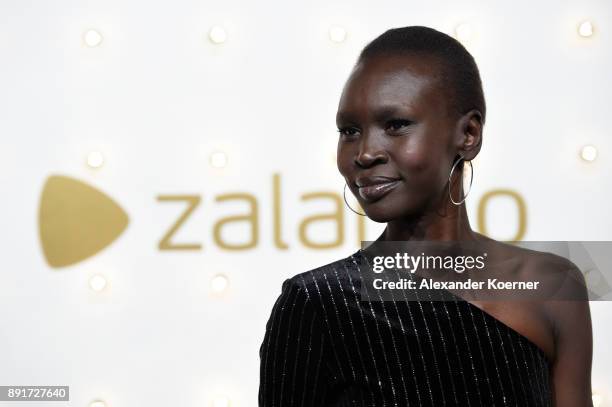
336, 53, 465, 223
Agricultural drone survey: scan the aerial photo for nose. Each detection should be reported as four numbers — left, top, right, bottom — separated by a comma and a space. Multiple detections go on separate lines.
354, 133, 388, 168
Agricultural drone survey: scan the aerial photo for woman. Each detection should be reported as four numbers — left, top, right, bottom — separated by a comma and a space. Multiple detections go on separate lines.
259, 26, 592, 406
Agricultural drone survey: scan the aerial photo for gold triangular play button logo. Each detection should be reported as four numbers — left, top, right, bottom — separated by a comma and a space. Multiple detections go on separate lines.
38, 175, 129, 268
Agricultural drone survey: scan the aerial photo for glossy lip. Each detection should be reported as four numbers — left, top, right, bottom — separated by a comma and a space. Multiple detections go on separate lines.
357, 179, 401, 202
355, 175, 401, 187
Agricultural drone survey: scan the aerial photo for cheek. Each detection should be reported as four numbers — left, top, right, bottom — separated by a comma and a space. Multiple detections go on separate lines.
392, 139, 448, 184
393, 139, 433, 172
336, 143, 354, 177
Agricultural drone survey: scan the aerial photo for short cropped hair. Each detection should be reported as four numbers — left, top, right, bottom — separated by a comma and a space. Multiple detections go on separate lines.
358, 26, 486, 124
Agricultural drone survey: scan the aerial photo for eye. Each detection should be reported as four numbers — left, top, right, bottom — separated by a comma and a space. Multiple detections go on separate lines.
386, 119, 413, 132
337, 127, 360, 138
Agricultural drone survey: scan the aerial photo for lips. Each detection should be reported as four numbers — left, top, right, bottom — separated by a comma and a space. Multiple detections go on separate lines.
355, 176, 401, 202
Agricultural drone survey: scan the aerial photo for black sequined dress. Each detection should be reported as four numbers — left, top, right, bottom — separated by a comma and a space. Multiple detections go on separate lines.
259, 250, 552, 407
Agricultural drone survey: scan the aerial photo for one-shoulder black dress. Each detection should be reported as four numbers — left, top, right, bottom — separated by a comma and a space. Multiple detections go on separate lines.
259, 249, 552, 407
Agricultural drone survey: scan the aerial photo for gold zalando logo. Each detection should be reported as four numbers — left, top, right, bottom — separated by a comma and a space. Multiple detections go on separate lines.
39, 175, 129, 268
38, 174, 527, 268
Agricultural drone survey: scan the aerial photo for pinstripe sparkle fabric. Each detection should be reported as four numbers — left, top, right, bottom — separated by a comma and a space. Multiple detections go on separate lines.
259, 249, 552, 407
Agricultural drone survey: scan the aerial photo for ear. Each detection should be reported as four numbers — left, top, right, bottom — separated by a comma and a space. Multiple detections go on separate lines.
454, 109, 483, 161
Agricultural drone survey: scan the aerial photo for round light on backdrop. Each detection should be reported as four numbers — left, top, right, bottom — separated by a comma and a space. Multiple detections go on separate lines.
89, 400, 107, 407
578, 20, 594, 38
212, 395, 231, 407
211, 274, 229, 293
208, 26, 227, 44
89, 274, 107, 292
84, 29, 103, 47
580, 144, 598, 162
87, 151, 105, 168
454, 23, 473, 44
329, 25, 347, 43
210, 151, 228, 168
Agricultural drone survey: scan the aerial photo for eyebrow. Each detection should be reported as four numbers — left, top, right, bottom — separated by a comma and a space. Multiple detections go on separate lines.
372, 105, 410, 122
336, 104, 411, 126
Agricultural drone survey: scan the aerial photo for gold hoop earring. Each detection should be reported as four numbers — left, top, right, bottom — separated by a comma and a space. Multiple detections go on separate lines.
343, 183, 367, 216
448, 155, 473, 206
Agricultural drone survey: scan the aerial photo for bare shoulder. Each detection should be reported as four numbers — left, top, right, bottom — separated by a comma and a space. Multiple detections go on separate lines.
504, 243, 592, 365
520, 245, 589, 301
482, 239, 592, 360
496, 242, 590, 311
482, 238, 588, 295
514, 248, 595, 403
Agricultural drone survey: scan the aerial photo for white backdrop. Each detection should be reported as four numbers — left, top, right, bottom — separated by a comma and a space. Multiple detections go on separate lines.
0, 0, 610, 405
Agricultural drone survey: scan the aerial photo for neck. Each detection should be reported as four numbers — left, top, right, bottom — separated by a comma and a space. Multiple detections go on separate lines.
379, 197, 478, 242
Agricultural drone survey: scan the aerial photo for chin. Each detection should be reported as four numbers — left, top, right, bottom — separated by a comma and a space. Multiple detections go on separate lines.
362, 197, 422, 223
363, 211, 391, 223
362, 202, 401, 223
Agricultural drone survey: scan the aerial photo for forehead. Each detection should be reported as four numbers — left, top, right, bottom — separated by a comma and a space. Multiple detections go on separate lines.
337, 53, 451, 121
